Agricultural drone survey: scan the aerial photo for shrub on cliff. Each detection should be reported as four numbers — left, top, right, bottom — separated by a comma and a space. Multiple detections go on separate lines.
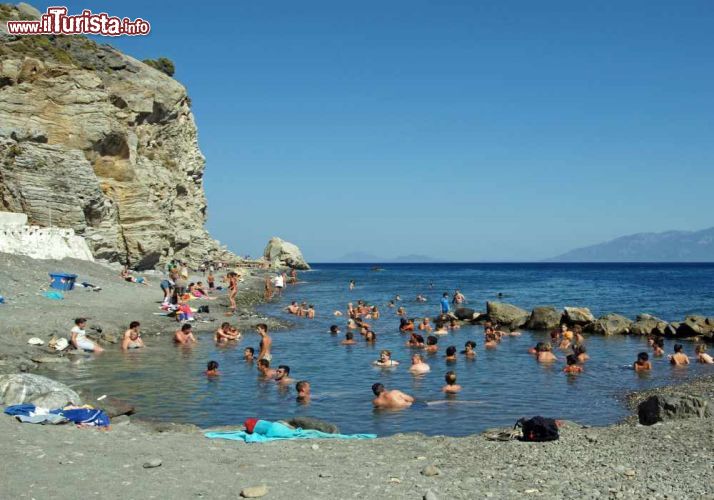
142, 57, 175, 77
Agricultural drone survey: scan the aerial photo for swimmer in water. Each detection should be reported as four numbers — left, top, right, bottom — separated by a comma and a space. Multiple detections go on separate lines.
442, 371, 462, 393
349, 280, 355, 290
633, 352, 652, 372
307, 305, 315, 319
528, 342, 544, 355
445, 345, 457, 362
244, 347, 255, 362
449, 318, 460, 330
214, 322, 238, 343
257, 358, 276, 379
574, 344, 589, 362
563, 354, 583, 374
341, 331, 357, 345
205, 360, 220, 377
387, 300, 396, 308
406, 333, 425, 348
536, 343, 558, 363
462, 340, 476, 358
669, 344, 690, 366
434, 322, 448, 335
372, 383, 414, 409
484, 329, 498, 349
121, 321, 144, 350
374, 349, 399, 367
652, 337, 665, 357
296, 380, 311, 404
424, 335, 439, 353
695, 344, 714, 364
365, 330, 377, 343
174, 323, 197, 345
274, 365, 294, 385
399, 318, 415, 332
329, 325, 340, 335
409, 353, 431, 374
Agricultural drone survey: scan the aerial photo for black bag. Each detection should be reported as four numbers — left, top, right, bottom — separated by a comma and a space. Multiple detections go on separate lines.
197, 305, 210, 314
515, 416, 559, 442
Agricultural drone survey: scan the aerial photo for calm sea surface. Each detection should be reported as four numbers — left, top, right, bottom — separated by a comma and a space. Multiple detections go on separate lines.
42, 263, 714, 436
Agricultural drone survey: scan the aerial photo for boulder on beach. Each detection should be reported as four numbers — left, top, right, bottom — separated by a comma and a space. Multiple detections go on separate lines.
590, 313, 632, 336
630, 314, 669, 336
263, 237, 310, 270
486, 302, 529, 328
0, 373, 81, 408
675, 316, 714, 338
453, 307, 477, 321
526, 306, 562, 331
287, 416, 339, 434
638, 394, 712, 425
562, 307, 595, 326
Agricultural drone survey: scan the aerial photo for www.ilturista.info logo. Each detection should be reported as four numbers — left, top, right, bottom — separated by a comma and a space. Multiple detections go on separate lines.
5, 7, 150, 36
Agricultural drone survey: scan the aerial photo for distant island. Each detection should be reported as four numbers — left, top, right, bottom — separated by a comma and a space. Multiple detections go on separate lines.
331, 252, 439, 263
549, 227, 714, 262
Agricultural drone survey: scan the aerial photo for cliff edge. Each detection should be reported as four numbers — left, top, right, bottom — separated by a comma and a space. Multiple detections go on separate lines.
0, 3, 234, 268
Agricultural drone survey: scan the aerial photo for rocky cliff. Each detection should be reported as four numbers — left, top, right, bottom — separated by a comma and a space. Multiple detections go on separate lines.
0, 4, 234, 268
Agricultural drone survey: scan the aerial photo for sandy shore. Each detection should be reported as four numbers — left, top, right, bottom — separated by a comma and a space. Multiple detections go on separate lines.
1, 253, 713, 499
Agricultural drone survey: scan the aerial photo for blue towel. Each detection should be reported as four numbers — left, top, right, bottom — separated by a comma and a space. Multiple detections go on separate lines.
205, 420, 376, 443
43, 291, 64, 300
4, 404, 110, 427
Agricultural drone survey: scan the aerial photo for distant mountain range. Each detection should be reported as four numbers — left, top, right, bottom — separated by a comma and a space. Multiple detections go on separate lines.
332, 252, 439, 263
549, 227, 714, 262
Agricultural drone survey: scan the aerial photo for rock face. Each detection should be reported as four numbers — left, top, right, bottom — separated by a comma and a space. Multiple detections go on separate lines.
562, 307, 595, 326
590, 313, 632, 336
630, 314, 669, 336
676, 316, 714, 339
263, 237, 309, 270
638, 394, 712, 425
0, 373, 81, 408
486, 302, 529, 328
453, 307, 477, 321
526, 306, 562, 331
0, 6, 233, 268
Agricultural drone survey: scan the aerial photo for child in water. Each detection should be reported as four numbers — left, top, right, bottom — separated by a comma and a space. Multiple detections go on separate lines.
462, 340, 476, 358
445, 346, 457, 362
442, 371, 462, 393
633, 352, 651, 372
695, 344, 714, 364
205, 360, 220, 377
563, 354, 583, 374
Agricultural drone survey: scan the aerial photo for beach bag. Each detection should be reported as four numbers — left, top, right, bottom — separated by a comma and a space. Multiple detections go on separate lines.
198, 305, 210, 314
515, 416, 559, 442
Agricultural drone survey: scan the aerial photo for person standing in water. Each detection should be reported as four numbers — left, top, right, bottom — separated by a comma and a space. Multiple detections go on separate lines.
349, 280, 355, 290
372, 383, 414, 409
257, 323, 272, 361
440, 293, 450, 315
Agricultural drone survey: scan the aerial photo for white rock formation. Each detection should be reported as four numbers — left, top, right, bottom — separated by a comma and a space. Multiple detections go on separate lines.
263, 237, 310, 270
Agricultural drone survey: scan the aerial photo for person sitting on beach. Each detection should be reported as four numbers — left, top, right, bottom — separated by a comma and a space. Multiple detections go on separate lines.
406, 333, 425, 348
652, 337, 665, 356
365, 330, 377, 343
244, 347, 255, 362
257, 358, 276, 379
633, 352, 652, 372
425, 335, 439, 353
669, 344, 690, 366
563, 354, 583, 374
445, 345, 458, 362
374, 350, 399, 367
174, 323, 197, 345
434, 322, 448, 335
274, 365, 294, 385
449, 318, 460, 330
462, 340, 476, 358
341, 331, 357, 345
372, 383, 414, 410
573, 344, 589, 362
409, 353, 430, 374
329, 325, 340, 335
536, 343, 558, 363
256, 323, 272, 361
176, 298, 194, 322
695, 344, 714, 364
399, 318, 415, 333
296, 380, 311, 404
70, 318, 104, 353
205, 360, 220, 377
442, 371, 462, 393
121, 321, 144, 350
193, 282, 216, 300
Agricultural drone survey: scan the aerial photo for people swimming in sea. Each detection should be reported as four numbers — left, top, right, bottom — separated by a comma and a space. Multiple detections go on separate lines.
329, 325, 340, 335
342, 331, 357, 345
306, 305, 315, 319
560, 323, 573, 341
484, 329, 498, 349
442, 371, 462, 393
528, 342, 544, 355
462, 340, 476, 358
452, 290, 466, 305
205, 360, 220, 377
440, 292, 450, 315
573, 344, 589, 362
257, 358, 276, 379
425, 335, 439, 353
214, 322, 240, 343
349, 280, 355, 290
274, 365, 294, 385
174, 323, 197, 345
449, 318, 460, 330
536, 343, 558, 363
573, 325, 585, 345
695, 344, 714, 364
434, 322, 448, 335
69, 318, 104, 353
256, 323, 272, 361
365, 330, 377, 343
396, 306, 407, 317
652, 337, 665, 356
409, 353, 431, 374
374, 350, 398, 367
121, 321, 144, 350
633, 352, 652, 372
387, 300, 396, 308
287, 301, 300, 315
559, 334, 571, 351
244, 347, 255, 362
669, 344, 690, 366
416, 294, 427, 303
372, 383, 414, 409
399, 317, 415, 332
296, 380, 311, 404
563, 354, 583, 374
445, 345, 457, 362
406, 333, 425, 348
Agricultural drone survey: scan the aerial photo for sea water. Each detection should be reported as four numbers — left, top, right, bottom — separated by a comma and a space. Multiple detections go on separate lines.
43, 263, 714, 436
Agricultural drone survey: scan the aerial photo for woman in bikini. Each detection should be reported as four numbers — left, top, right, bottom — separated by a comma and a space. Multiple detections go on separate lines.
228, 272, 239, 312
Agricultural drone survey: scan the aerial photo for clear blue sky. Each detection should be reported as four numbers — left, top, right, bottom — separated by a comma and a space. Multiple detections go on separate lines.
42, 1, 714, 261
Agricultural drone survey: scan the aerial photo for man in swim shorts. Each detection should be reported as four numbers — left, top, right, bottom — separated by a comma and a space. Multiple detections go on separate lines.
257, 323, 272, 361
371, 383, 414, 409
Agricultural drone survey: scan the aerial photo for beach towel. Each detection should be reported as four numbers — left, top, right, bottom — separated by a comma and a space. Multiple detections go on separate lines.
4, 404, 110, 427
43, 291, 64, 300
204, 420, 376, 443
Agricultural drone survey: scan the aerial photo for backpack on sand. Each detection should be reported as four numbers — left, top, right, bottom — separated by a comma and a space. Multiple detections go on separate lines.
515, 416, 559, 442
